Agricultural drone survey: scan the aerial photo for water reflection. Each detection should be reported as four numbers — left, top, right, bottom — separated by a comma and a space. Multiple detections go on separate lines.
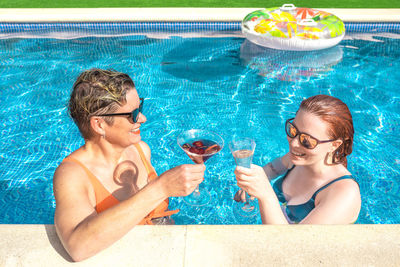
161, 38, 243, 82
240, 40, 343, 81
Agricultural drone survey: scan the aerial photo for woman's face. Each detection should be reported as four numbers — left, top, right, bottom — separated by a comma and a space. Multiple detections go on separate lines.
104, 89, 147, 147
287, 109, 334, 166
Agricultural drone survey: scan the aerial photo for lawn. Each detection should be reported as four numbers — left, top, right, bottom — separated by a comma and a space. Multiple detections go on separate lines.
1, 0, 398, 8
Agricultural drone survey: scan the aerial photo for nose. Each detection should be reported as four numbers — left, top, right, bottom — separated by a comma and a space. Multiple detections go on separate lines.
137, 112, 147, 123
287, 135, 301, 148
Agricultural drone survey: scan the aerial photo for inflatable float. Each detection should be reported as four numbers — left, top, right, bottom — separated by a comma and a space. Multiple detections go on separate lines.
242, 4, 345, 51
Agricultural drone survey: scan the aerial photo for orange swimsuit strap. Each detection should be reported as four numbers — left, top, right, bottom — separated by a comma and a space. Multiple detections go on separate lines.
134, 143, 179, 225
63, 143, 179, 225
62, 157, 120, 213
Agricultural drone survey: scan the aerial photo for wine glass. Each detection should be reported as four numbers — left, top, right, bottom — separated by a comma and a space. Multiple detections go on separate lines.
229, 136, 258, 218
177, 129, 224, 206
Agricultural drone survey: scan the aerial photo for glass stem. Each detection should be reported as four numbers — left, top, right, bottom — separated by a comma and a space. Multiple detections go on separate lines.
244, 191, 251, 206
194, 185, 200, 196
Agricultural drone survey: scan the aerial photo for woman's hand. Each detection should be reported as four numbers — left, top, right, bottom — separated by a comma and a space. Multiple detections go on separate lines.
158, 164, 206, 197
235, 164, 289, 224
234, 164, 273, 200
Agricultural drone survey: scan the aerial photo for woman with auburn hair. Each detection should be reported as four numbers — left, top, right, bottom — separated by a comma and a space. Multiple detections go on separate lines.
53, 69, 205, 261
235, 95, 361, 224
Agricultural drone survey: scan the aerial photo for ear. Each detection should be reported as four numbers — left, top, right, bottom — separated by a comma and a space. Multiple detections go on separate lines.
89, 116, 106, 137
330, 139, 343, 152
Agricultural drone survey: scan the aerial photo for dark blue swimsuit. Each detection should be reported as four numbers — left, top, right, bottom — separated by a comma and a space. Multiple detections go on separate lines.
272, 167, 356, 223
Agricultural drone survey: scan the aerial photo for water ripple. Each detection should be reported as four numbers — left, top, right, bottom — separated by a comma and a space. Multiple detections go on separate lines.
1, 33, 400, 224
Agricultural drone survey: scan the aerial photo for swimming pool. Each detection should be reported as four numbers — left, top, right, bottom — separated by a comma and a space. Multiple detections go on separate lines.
0, 22, 399, 224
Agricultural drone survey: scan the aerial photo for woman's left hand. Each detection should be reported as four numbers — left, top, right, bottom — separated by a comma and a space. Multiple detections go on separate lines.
234, 164, 273, 200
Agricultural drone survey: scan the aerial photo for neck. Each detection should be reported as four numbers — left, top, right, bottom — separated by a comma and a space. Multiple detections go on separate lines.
83, 137, 125, 166
298, 160, 336, 180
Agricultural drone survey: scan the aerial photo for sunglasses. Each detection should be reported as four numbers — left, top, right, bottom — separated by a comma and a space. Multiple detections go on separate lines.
285, 118, 334, 149
100, 98, 144, 123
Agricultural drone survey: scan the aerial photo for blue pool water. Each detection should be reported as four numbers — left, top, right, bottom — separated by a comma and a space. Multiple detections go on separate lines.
1, 25, 399, 224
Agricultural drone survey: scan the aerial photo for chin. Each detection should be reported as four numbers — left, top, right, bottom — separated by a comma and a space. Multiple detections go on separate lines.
132, 136, 142, 143
290, 153, 308, 165
128, 134, 142, 144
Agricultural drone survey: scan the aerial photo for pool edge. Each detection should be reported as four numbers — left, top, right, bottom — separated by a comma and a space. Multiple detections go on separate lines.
1, 224, 399, 266
0, 8, 399, 22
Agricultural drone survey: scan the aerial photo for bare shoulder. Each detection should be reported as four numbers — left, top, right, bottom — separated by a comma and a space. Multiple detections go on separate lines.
53, 159, 95, 215
317, 177, 361, 205
53, 159, 96, 235
331, 178, 359, 195
304, 177, 361, 224
53, 160, 89, 193
53, 148, 87, 188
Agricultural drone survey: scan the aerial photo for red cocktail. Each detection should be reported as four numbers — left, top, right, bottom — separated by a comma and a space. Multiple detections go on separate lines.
181, 139, 222, 164
177, 129, 224, 206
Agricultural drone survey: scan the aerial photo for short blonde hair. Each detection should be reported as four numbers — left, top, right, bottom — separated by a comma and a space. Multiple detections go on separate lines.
68, 68, 135, 139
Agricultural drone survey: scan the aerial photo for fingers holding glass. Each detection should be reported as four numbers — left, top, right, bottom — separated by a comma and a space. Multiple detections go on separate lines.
229, 137, 258, 218
177, 129, 224, 206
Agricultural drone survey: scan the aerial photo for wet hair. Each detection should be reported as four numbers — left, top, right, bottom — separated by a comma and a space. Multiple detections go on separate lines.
68, 68, 135, 139
299, 95, 354, 167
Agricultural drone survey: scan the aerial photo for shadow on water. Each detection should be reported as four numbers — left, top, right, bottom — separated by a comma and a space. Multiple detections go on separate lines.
120, 37, 161, 47
44, 224, 73, 262
239, 39, 343, 81
161, 38, 244, 82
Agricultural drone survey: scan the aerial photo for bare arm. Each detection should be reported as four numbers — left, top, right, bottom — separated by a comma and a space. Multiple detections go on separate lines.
54, 157, 204, 261
262, 153, 292, 181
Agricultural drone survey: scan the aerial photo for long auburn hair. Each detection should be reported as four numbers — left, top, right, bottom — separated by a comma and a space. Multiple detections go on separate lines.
300, 95, 354, 167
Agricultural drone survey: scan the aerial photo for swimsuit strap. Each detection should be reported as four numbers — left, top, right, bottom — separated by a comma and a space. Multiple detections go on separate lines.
62, 157, 120, 213
63, 157, 94, 179
63, 149, 179, 222
133, 143, 179, 223
311, 175, 355, 199
62, 157, 110, 195
134, 143, 157, 180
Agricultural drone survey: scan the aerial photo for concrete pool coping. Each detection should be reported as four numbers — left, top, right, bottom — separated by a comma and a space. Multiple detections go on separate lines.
1, 224, 399, 266
0, 8, 399, 22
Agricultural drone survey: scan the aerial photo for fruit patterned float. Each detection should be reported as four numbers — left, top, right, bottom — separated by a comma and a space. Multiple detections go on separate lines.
242, 4, 345, 51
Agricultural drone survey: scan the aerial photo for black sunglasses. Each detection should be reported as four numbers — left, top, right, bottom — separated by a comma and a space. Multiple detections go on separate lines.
100, 98, 144, 123
285, 118, 335, 149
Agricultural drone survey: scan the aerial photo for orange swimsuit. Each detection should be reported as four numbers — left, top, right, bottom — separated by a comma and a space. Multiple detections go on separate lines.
63, 143, 179, 225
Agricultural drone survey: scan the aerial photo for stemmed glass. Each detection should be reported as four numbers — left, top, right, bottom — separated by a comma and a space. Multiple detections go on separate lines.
229, 137, 258, 218
177, 129, 224, 206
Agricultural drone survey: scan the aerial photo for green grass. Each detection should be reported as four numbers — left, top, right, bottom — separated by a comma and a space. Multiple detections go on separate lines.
1, 0, 399, 8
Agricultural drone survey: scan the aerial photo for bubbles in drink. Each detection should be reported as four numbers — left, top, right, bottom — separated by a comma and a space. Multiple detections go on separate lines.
232, 149, 254, 168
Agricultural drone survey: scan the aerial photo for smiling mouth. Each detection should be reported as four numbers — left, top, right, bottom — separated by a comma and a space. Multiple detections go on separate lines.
291, 151, 306, 157
131, 128, 141, 134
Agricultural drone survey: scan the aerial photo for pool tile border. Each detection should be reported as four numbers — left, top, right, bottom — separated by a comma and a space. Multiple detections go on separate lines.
0, 22, 399, 37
